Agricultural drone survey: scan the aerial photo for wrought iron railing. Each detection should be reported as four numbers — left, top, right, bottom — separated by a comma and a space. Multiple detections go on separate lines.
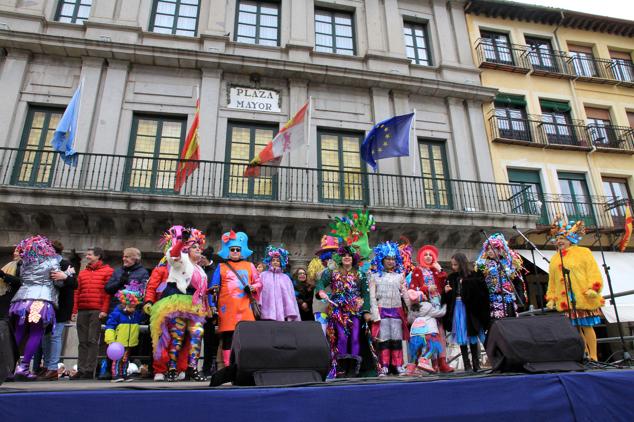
608, 59, 634, 84
524, 48, 575, 77
537, 194, 625, 229
489, 114, 544, 145
475, 39, 531, 72
587, 125, 634, 151
0, 147, 537, 216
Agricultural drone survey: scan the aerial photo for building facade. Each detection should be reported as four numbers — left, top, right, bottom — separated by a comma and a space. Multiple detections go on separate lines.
0, 0, 535, 266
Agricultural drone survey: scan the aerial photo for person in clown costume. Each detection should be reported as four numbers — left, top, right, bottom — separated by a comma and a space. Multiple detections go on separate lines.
368, 241, 408, 376
475, 233, 527, 320
148, 225, 210, 382
258, 245, 300, 321
546, 217, 603, 361
209, 230, 261, 368
316, 244, 370, 378
408, 245, 453, 373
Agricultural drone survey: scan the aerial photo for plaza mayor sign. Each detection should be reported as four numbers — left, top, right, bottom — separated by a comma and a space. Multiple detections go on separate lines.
228, 86, 281, 113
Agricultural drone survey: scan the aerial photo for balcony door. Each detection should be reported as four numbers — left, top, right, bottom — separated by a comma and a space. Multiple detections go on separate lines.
603, 177, 632, 228
480, 31, 513, 65
494, 94, 530, 142
558, 172, 596, 227
419, 139, 451, 209
508, 169, 546, 222
317, 130, 365, 204
540, 100, 576, 146
525, 37, 557, 72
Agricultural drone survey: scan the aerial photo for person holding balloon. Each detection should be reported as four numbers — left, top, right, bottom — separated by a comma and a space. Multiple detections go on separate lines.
104, 281, 145, 382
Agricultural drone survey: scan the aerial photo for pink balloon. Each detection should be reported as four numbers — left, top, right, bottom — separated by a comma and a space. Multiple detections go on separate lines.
107, 342, 125, 360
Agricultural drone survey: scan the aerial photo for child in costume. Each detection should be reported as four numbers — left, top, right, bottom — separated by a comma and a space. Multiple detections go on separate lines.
307, 236, 339, 335
546, 217, 603, 361
442, 252, 490, 372
292, 267, 314, 321
210, 231, 261, 368
317, 245, 370, 378
475, 233, 527, 320
368, 241, 408, 376
406, 291, 447, 374
149, 226, 210, 382
105, 281, 145, 382
10, 236, 62, 380
408, 245, 453, 373
259, 245, 300, 321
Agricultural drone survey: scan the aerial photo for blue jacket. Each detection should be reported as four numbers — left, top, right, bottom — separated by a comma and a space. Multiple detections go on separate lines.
104, 306, 144, 347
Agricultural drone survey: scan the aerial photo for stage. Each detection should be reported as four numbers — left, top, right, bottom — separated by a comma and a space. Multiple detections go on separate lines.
1, 369, 633, 422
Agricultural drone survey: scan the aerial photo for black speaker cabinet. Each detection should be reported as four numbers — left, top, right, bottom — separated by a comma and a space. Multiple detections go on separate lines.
0, 320, 16, 384
486, 314, 585, 372
230, 320, 330, 386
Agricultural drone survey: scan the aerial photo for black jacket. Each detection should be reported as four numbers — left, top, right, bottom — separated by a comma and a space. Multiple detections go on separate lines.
442, 271, 491, 337
105, 262, 149, 312
0, 261, 21, 320
56, 258, 78, 323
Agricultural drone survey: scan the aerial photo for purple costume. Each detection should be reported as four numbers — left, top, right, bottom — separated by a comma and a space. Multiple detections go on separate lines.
258, 268, 300, 321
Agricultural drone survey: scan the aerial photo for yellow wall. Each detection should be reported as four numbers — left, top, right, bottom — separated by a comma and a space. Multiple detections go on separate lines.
465, 14, 634, 200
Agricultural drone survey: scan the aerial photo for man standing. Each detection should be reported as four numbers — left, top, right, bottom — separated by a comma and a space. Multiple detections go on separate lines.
71, 248, 113, 379
105, 248, 149, 312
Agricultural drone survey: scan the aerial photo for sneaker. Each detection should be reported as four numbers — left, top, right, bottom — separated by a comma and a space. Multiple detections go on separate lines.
166, 370, 178, 382
125, 377, 134, 382
177, 371, 186, 381
396, 366, 407, 376
378, 367, 389, 377
417, 357, 436, 373
153, 373, 165, 382
186, 367, 206, 382
110, 377, 125, 383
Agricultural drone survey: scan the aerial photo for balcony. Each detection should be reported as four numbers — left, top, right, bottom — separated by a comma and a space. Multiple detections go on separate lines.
569, 56, 626, 85
475, 39, 531, 73
524, 49, 576, 79
537, 194, 631, 230
587, 125, 634, 153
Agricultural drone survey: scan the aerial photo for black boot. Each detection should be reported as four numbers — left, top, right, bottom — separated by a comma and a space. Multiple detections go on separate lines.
460, 346, 472, 372
470, 343, 480, 372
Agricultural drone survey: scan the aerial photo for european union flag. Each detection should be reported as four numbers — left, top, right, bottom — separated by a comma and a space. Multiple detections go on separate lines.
51, 83, 82, 166
361, 112, 414, 172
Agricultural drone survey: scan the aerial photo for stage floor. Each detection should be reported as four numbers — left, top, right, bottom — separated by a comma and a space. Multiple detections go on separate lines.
2, 369, 634, 422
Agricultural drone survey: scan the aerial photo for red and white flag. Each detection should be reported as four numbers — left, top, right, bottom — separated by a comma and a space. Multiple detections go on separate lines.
244, 100, 309, 177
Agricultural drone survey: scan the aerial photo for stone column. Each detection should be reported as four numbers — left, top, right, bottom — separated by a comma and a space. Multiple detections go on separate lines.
90, 59, 129, 154
364, 0, 386, 54
90, 0, 117, 23
384, 0, 405, 56
446, 97, 476, 180
466, 100, 495, 182
200, 68, 222, 161
201, 0, 228, 36
117, 0, 142, 26
0, 49, 30, 148
74, 57, 104, 154
448, 0, 473, 65
431, 0, 459, 66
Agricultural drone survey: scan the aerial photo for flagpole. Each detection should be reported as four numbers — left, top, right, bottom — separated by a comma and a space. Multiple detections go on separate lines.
305, 96, 312, 168
411, 108, 417, 175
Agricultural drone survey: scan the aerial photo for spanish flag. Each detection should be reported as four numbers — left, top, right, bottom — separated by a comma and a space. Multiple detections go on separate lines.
618, 203, 633, 252
174, 98, 200, 192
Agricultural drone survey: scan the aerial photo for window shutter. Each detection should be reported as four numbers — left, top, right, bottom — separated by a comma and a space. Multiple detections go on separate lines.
568, 44, 593, 54
584, 107, 611, 121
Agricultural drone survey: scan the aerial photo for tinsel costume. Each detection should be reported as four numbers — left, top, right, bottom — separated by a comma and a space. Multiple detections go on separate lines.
368, 241, 408, 376
546, 217, 603, 361
10, 235, 61, 380
308, 236, 339, 335
316, 245, 370, 378
258, 245, 300, 321
475, 233, 527, 320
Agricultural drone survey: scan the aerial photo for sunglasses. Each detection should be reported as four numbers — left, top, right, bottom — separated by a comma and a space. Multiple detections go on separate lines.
230, 247, 241, 252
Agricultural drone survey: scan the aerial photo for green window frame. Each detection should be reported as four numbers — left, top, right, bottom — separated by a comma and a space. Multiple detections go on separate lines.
124, 114, 186, 194
55, 0, 92, 24
317, 130, 366, 204
507, 169, 546, 221
235, 1, 280, 46
315, 9, 355, 56
558, 172, 596, 227
12, 106, 64, 187
418, 139, 451, 209
224, 121, 278, 199
403, 21, 431, 66
150, 0, 200, 37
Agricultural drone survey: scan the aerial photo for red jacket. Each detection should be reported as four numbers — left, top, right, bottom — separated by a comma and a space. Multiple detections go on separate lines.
144, 265, 168, 304
73, 261, 114, 314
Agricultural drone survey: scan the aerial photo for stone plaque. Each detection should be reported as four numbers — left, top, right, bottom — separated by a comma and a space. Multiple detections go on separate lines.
228, 86, 281, 113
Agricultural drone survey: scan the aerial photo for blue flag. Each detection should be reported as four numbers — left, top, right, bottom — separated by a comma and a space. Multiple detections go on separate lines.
52, 83, 82, 166
361, 112, 414, 172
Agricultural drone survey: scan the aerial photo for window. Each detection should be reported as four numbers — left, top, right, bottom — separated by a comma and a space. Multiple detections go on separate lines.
610, 51, 634, 82
525, 37, 557, 72
55, 0, 92, 24
540, 100, 576, 146
558, 172, 595, 227
317, 130, 365, 203
480, 31, 513, 65
494, 94, 530, 142
315, 9, 355, 56
603, 177, 632, 227
568, 45, 597, 77
419, 140, 450, 209
12, 107, 63, 187
585, 107, 615, 147
125, 115, 186, 193
150, 0, 199, 36
235, 1, 280, 46
403, 22, 431, 66
508, 169, 545, 222
224, 122, 277, 199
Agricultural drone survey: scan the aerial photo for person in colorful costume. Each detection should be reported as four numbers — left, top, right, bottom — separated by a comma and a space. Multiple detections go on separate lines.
105, 281, 145, 382
307, 236, 339, 335
442, 252, 490, 372
149, 225, 210, 382
546, 217, 603, 361
259, 245, 300, 321
368, 241, 408, 376
475, 233, 527, 320
144, 232, 190, 382
408, 244, 453, 373
210, 231, 261, 368
9, 236, 62, 380
317, 245, 370, 378
328, 210, 376, 272
405, 291, 447, 375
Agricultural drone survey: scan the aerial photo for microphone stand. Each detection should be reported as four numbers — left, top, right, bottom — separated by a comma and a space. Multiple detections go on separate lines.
513, 225, 548, 310
479, 230, 525, 312
594, 228, 632, 365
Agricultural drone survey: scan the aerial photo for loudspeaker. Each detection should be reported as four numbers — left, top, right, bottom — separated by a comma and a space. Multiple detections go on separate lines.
0, 320, 16, 384
227, 320, 330, 386
486, 314, 585, 373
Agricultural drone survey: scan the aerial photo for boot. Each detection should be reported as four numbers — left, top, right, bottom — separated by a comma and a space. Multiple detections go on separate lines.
460, 346, 472, 372
437, 356, 455, 373
203, 358, 217, 378
431, 359, 439, 373
470, 343, 480, 372
14, 363, 37, 381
